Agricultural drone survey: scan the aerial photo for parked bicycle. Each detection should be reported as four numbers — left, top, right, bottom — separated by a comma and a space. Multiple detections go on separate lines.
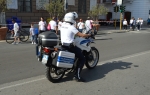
5, 28, 29, 44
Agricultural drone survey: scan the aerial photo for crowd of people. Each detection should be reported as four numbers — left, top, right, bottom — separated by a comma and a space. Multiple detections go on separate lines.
123, 17, 144, 31
28, 16, 100, 45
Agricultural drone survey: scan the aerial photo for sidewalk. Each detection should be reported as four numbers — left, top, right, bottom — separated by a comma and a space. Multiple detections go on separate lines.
97, 25, 150, 35
0, 26, 150, 43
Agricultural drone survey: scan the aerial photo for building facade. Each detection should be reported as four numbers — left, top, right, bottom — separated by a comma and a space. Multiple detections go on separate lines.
5, 0, 150, 24
5, 0, 90, 24
91, 0, 150, 24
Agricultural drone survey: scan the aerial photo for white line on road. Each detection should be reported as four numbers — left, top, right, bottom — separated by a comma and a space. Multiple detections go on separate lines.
0, 50, 150, 90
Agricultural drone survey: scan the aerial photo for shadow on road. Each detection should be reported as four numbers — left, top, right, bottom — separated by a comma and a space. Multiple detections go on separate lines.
61, 61, 133, 83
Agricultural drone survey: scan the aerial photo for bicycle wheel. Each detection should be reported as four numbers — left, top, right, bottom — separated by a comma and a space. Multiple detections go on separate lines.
19, 30, 29, 42
5, 32, 14, 44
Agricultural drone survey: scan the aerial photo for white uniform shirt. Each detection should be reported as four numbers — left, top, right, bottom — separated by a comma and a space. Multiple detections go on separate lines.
140, 19, 143, 25
130, 19, 133, 24
58, 21, 62, 30
123, 20, 127, 25
60, 22, 78, 44
85, 20, 92, 31
49, 20, 57, 30
77, 22, 84, 29
38, 21, 46, 31
13, 22, 19, 33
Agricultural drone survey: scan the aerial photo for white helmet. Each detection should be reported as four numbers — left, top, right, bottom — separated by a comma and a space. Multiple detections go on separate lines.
64, 12, 78, 24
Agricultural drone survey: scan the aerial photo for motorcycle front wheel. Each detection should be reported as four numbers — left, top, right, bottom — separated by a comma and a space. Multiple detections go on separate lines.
85, 47, 99, 69
46, 66, 65, 83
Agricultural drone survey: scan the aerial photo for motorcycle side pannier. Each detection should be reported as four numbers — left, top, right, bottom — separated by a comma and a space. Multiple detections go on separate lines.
52, 51, 75, 68
38, 31, 58, 47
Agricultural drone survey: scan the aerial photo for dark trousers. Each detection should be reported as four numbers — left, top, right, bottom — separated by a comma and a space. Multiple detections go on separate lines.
78, 29, 83, 33
123, 25, 127, 30
132, 25, 135, 31
137, 25, 140, 30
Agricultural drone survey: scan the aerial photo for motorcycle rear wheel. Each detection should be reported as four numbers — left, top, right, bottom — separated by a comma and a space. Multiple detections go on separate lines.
46, 66, 65, 83
85, 47, 99, 69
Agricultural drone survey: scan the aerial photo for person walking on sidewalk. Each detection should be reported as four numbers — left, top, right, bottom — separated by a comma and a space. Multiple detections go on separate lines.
132, 18, 136, 31
123, 19, 128, 31
139, 18, 143, 30
29, 23, 36, 44
136, 18, 141, 31
12, 19, 20, 45
77, 18, 85, 33
85, 17, 94, 32
38, 17, 47, 34
49, 17, 58, 34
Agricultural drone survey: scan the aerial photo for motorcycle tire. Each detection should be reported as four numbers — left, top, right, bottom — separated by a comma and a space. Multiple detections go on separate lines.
46, 66, 65, 83
85, 47, 99, 69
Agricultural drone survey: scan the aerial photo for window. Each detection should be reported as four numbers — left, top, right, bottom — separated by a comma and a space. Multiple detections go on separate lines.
18, 0, 32, 12
78, 0, 86, 14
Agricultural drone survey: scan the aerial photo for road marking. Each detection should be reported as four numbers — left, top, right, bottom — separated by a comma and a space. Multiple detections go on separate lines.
0, 40, 5, 42
0, 77, 46, 90
98, 50, 150, 65
0, 50, 150, 90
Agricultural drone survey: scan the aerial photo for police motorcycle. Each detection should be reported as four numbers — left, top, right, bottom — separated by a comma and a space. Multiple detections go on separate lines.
36, 12, 99, 83
35, 29, 99, 83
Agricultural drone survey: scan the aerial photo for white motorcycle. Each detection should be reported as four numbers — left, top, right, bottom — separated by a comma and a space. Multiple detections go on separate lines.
36, 30, 99, 83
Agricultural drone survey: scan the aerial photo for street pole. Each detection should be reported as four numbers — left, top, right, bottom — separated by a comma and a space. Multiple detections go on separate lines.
115, 6, 117, 29
120, 12, 122, 30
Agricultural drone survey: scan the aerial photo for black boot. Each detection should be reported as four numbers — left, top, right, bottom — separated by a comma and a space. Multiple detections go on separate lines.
73, 68, 86, 82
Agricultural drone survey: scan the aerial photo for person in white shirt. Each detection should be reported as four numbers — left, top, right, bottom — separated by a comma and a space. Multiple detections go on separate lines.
130, 18, 133, 29
29, 23, 36, 44
38, 17, 47, 33
123, 19, 128, 30
77, 19, 84, 33
60, 12, 91, 82
57, 18, 63, 39
136, 18, 141, 31
49, 17, 57, 34
85, 17, 93, 32
139, 18, 143, 30
12, 19, 20, 45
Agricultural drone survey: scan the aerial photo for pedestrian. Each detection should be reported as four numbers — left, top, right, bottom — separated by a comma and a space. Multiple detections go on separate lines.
38, 17, 47, 34
123, 19, 128, 30
12, 19, 21, 45
132, 17, 136, 31
130, 17, 133, 30
93, 19, 100, 31
139, 18, 143, 30
57, 18, 63, 39
136, 18, 141, 31
77, 18, 85, 33
29, 23, 36, 44
49, 17, 57, 34
85, 17, 94, 32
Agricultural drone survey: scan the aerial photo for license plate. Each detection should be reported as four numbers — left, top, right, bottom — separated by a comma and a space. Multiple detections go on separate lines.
42, 54, 49, 65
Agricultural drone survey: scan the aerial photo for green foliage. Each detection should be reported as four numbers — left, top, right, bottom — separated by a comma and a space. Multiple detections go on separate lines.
0, 0, 8, 12
44, 0, 65, 18
88, 4, 108, 20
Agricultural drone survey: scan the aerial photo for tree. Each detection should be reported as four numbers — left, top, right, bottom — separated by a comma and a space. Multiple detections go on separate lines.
88, 4, 108, 20
44, 0, 65, 18
0, 0, 8, 12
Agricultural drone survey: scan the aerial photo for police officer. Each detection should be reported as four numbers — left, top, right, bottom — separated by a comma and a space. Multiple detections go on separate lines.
60, 12, 91, 82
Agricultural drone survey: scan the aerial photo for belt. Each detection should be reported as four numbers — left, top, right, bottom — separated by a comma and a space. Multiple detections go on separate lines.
62, 42, 75, 47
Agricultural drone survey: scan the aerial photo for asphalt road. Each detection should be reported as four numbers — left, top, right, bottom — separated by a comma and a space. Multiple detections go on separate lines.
0, 30, 150, 95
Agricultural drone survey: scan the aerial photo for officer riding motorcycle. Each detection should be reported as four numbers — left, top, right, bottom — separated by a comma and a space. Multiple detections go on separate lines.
60, 12, 91, 82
